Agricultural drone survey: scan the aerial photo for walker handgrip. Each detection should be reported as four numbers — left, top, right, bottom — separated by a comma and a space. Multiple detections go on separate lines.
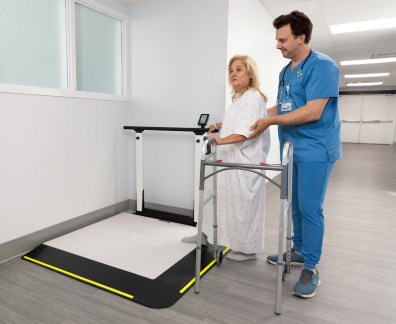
281, 141, 293, 166
201, 137, 216, 160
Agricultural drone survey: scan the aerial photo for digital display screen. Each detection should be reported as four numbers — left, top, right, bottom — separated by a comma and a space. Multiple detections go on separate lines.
198, 114, 209, 126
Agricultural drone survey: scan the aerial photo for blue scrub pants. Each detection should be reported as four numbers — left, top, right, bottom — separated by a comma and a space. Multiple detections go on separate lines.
291, 161, 334, 269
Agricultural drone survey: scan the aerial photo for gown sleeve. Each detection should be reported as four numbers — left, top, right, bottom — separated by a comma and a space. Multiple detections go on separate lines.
233, 90, 266, 139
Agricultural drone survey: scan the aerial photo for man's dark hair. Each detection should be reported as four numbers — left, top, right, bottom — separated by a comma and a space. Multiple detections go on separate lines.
273, 10, 313, 43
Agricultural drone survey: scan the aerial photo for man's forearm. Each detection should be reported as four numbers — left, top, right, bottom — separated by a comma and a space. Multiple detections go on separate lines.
267, 105, 278, 117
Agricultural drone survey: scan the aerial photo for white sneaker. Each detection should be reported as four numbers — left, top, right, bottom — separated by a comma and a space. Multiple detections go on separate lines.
226, 251, 257, 261
181, 233, 208, 245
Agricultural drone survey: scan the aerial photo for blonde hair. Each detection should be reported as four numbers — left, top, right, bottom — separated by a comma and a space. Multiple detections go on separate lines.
228, 55, 268, 102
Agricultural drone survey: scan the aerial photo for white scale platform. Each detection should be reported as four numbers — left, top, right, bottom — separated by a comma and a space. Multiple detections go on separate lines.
45, 212, 197, 279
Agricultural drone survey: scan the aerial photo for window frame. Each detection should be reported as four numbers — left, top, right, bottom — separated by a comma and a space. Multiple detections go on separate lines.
0, 0, 129, 101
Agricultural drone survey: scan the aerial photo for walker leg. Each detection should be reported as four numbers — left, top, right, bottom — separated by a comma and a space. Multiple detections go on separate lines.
195, 245, 202, 293
275, 144, 293, 315
216, 248, 223, 266
195, 187, 205, 293
213, 169, 221, 265
285, 200, 293, 275
275, 198, 287, 315
285, 143, 294, 275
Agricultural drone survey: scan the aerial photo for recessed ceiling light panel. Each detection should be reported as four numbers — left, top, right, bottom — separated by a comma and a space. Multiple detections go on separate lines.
344, 73, 390, 78
347, 82, 383, 87
340, 57, 396, 65
331, 18, 396, 34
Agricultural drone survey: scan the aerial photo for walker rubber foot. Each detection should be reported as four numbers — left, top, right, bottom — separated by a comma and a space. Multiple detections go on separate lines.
216, 249, 223, 266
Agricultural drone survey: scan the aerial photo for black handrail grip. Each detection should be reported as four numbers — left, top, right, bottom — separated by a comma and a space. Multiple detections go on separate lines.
123, 126, 209, 135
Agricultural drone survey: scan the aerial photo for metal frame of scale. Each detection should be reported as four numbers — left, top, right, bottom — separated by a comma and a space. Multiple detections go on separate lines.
123, 125, 209, 225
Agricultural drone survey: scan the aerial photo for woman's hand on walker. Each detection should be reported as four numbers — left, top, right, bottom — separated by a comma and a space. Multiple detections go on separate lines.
210, 134, 223, 145
208, 124, 216, 133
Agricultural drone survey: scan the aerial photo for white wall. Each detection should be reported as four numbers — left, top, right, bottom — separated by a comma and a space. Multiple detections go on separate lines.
0, 93, 129, 244
127, 0, 287, 210
128, 0, 229, 209
0, 0, 130, 244
0, 0, 289, 244
227, 0, 288, 175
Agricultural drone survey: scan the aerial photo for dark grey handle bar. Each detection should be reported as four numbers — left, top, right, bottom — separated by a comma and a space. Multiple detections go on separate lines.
123, 126, 209, 135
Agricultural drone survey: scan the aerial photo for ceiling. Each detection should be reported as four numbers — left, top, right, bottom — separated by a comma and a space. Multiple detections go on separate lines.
120, 0, 396, 91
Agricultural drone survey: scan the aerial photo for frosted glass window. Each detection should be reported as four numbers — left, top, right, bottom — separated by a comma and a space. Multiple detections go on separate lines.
75, 3, 122, 95
0, 0, 67, 89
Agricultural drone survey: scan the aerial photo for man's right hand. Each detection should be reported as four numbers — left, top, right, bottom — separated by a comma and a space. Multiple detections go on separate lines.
249, 118, 271, 139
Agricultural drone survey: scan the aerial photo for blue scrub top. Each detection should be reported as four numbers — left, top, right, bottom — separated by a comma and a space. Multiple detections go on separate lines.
277, 50, 341, 162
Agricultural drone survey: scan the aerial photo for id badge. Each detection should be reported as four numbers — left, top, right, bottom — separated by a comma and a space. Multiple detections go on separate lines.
281, 99, 292, 112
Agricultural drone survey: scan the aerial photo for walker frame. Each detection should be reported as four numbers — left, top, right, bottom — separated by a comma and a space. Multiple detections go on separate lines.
194, 138, 293, 315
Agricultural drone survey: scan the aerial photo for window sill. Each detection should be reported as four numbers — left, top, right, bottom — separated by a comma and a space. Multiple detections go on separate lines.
0, 83, 129, 102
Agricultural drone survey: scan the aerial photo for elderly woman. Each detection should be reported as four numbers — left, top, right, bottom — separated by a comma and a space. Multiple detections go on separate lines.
184, 55, 271, 261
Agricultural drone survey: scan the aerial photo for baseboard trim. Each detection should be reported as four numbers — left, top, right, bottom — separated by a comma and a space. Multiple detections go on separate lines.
0, 200, 134, 263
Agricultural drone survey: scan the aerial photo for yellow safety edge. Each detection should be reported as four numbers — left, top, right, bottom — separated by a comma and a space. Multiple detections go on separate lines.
179, 247, 230, 294
23, 256, 134, 299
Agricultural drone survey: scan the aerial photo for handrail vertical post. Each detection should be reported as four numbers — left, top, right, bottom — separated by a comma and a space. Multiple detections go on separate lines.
135, 131, 144, 213
194, 134, 205, 222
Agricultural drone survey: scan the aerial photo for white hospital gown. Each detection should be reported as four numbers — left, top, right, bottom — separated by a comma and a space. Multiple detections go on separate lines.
203, 89, 271, 253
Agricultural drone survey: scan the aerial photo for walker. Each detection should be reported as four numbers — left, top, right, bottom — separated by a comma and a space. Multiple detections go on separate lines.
194, 137, 293, 315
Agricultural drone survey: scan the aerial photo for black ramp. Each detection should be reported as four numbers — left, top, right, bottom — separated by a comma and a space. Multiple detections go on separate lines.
22, 214, 228, 308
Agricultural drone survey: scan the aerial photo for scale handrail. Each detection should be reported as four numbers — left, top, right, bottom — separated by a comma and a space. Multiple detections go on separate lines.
123, 125, 209, 135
